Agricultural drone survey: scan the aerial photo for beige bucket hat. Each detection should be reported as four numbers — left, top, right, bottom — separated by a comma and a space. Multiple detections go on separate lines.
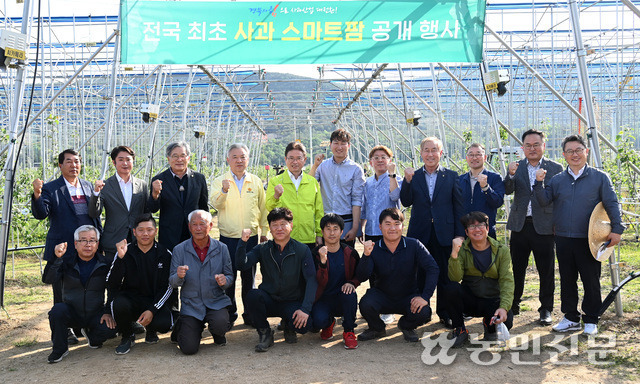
588, 202, 614, 262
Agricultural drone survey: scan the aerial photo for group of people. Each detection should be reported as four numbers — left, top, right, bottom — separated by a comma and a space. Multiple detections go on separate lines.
32, 127, 624, 363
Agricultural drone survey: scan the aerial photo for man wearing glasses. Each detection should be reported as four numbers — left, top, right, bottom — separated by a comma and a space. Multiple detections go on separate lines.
533, 135, 624, 336
149, 141, 209, 252
459, 143, 505, 239
44, 225, 117, 363
504, 129, 562, 326
267, 141, 324, 248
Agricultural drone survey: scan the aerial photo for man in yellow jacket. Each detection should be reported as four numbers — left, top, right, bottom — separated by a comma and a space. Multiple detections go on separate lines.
266, 142, 324, 248
210, 143, 268, 326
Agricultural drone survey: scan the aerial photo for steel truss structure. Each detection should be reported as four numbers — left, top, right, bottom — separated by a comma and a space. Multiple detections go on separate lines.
1, 0, 639, 311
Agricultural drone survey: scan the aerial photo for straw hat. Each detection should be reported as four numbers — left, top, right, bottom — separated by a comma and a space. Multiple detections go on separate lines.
588, 202, 614, 262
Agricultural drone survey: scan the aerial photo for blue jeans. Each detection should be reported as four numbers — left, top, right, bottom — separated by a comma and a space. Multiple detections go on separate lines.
312, 291, 358, 332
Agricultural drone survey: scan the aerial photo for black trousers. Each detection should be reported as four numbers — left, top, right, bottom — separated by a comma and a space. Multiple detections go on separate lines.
509, 219, 555, 313
444, 282, 513, 331
359, 288, 432, 332
49, 303, 117, 354
220, 234, 257, 322
245, 288, 310, 333
175, 309, 230, 355
44, 259, 63, 304
111, 292, 174, 338
555, 236, 602, 324
423, 225, 452, 320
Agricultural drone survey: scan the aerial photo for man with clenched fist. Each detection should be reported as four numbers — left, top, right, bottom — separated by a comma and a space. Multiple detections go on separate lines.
210, 143, 268, 326
356, 208, 439, 343
504, 129, 562, 326
43, 225, 116, 363
32, 149, 102, 345
169, 210, 234, 355
107, 214, 174, 355
236, 207, 317, 352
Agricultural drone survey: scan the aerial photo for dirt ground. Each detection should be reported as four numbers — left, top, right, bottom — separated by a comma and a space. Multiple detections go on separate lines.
1, 266, 639, 384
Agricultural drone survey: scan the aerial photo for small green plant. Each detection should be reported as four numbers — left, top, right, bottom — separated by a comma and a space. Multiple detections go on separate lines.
13, 337, 38, 347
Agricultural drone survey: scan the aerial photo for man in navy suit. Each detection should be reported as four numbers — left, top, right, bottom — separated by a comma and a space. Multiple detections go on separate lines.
32, 149, 102, 343
400, 137, 464, 329
458, 143, 505, 239
148, 142, 209, 252
89, 145, 149, 261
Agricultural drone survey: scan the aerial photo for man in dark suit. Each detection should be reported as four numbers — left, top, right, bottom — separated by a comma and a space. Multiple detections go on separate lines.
459, 143, 505, 239
504, 129, 563, 325
89, 146, 149, 261
32, 149, 103, 344
400, 137, 464, 328
148, 141, 209, 251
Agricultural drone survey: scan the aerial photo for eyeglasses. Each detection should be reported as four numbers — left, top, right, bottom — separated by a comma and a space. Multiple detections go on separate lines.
466, 153, 483, 158
564, 148, 586, 156
524, 143, 542, 150
76, 239, 98, 245
422, 148, 440, 154
286, 156, 305, 162
170, 154, 188, 160
467, 224, 487, 230
372, 156, 390, 161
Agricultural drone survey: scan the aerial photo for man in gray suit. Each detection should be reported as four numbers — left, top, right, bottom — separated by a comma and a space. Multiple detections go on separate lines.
505, 129, 563, 325
90, 146, 149, 261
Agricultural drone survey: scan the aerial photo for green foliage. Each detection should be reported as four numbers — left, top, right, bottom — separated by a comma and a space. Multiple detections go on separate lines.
462, 129, 473, 144
603, 126, 640, 197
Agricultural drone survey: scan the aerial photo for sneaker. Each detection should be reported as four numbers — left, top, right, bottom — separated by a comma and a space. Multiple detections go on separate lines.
145, 331, 159, 344
450, 328, 469, 348
276, 321, 284, 331
67, 328, 79, 345
255, 328, 274, 352
80, 328, 102, 349
283, 328, 298, 344
582, 323, 598, 336
357, 328, 386, 341
380, 314, 395, 324
115, 336, 134, 355
539, 309, 553, 326
213, 334, 227, 346
47, 349, 69, 363
439, 317, 454, 329
320, 319, 336, 340
343, 331, 358, 349
399, 327, 419, 342
552, 317, 581, 332
463, 314, 473, 322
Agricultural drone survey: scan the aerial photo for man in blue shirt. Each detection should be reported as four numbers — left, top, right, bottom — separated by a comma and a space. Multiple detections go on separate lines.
356, 208, 439, 343
310, 129, 366, 247
458, 143, 504, 239
533, 135, 624, 337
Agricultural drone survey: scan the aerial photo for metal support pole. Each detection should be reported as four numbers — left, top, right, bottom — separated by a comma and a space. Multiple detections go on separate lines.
1, 0, 33, 308
429, 64, 449, 165
99, 22, 121, 180
480, 59, 508, 176
567, 0, 621, 316
181, 67, 195, 142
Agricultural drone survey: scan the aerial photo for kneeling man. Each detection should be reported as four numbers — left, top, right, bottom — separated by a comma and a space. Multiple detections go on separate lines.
169, 210, 234, 355
237, 207, 317, 352
43, 225, 117, 363
108, 213, 175, 354
357, 208, 439, 342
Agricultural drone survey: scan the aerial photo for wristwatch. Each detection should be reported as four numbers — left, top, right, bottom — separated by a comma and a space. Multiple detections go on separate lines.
390, 174, 397, 178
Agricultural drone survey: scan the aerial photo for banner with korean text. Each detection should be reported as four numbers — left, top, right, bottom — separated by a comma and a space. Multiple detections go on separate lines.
121, 0, 487, 64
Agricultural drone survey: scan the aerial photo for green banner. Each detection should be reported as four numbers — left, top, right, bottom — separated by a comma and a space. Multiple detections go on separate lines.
121, 0, 486, 64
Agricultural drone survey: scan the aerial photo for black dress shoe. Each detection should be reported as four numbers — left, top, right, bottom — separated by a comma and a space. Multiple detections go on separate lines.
539, 309, 552, 326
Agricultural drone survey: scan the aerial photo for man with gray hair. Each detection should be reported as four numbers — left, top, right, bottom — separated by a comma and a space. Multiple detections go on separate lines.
210, 143, 268, 326
149, 141, 209, 251
169, 210, 234, 355
43, 225, 117, 363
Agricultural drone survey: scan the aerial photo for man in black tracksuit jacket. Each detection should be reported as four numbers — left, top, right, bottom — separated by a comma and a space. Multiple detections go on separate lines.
44, 225, 117, 363
107, 213, 175, 354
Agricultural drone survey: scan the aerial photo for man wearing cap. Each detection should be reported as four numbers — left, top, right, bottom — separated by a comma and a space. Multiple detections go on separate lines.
504, 129, 562, 325
533, 134, 624, 336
